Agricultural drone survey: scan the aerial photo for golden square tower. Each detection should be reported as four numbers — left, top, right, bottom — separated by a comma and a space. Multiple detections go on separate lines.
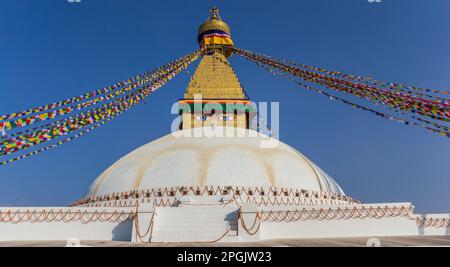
179, 6, 254, 130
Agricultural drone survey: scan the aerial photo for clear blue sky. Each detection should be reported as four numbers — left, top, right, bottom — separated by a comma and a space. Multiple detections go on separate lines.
0, 0, 449, 213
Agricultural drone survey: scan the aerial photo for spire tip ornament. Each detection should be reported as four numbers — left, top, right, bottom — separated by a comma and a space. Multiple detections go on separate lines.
197, 5, 234, 57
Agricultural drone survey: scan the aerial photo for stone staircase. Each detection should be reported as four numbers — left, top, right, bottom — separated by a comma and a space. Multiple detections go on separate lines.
150, 206, 239, 243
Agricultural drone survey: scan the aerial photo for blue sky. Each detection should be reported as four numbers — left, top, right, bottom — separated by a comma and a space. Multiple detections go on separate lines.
0, 0, 449, 212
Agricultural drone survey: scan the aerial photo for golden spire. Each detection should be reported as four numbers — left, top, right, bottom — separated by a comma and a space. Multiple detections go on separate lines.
183, 52, 246, 100
209, 5, 221, 20
198, 5, 229, 35
186, 6, 244, 100
178, 7, 253, 130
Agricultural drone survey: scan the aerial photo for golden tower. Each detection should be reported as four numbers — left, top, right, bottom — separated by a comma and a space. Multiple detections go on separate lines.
179, 6, 254, 130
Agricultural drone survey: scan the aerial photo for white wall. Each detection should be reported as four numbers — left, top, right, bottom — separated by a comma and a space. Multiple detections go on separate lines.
0, 204, 448, 243
259, 210, 450, 239
0, 207, 134, 242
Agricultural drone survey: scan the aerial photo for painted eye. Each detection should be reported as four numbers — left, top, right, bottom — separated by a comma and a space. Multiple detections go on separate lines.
195, 116, 209, 121
219, 115, 234, 121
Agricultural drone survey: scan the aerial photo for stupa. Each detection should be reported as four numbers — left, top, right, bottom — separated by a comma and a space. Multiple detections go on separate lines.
0, 7, 448, 245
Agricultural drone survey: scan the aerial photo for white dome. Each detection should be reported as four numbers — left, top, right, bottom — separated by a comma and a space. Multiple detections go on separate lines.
87, 127, 344, 197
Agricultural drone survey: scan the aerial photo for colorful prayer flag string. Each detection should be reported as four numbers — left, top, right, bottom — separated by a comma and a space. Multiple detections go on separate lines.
235, 48, 450, 138
0, 55, 196, 123
0, 51, 200, 164
234, 48, 450, 124
240, 49, 450, 98
0, 57, 198, 131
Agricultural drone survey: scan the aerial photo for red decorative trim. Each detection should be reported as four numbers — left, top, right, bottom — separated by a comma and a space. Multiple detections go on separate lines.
70, 186, 357, 207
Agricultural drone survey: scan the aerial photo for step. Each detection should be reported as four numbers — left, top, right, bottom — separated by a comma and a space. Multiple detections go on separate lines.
151, 230, 238, 243
150, 206, 239, 242
153, 226, 236, 232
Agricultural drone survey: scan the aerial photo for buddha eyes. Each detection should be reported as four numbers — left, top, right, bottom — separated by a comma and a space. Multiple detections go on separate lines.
194, 115, 234, 121
219, 115, 234, 121
195, 116, 209, 121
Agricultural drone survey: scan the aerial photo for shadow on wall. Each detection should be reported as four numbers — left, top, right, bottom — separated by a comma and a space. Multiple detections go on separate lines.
418, 214, 450, 237
418, 226, 425, 236
417, 214, 427, 236
112, 221, 133, 241
226, 210, 239, 231
447, 215, 450, 236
